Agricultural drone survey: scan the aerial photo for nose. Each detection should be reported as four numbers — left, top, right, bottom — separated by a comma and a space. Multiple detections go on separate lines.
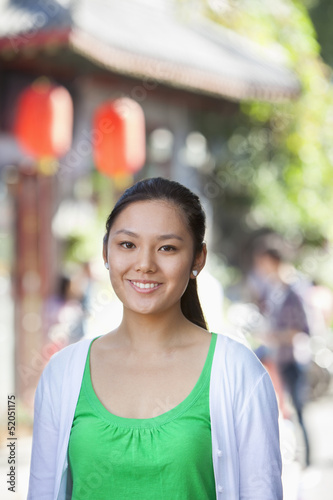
135, 247, 156, 274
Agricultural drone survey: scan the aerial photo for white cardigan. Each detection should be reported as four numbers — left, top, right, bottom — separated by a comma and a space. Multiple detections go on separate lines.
28, 334, 282, 500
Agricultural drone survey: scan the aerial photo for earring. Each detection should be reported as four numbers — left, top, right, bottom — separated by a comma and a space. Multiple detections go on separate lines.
105, 262, 109, 270
192, 269, 198, 277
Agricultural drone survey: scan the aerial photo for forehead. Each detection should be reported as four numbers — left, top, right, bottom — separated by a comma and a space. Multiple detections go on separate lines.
110, 200, 189, 235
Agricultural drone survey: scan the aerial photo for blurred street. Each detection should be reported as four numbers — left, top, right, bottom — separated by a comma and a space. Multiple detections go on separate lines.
1, 388, 332, 499
300, 394, 333, 500
282, 390, 333, 500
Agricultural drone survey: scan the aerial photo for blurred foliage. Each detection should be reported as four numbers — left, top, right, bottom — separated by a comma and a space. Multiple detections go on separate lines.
62, 172, 116, 265
204, 0, 333, 238
181, 0, 333, 283
61, 171, 136, 266
307, 0, 333, 68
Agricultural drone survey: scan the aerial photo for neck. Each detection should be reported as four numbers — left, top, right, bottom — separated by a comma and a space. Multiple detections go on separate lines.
266, 271, 282, 285
116, 305, 192, 352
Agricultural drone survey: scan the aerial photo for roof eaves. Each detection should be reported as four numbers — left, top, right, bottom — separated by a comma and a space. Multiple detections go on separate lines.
69, 28, 300, 102
0, 27, 70, 53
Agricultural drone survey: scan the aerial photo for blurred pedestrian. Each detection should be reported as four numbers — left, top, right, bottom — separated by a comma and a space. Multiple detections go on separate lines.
45, 273, 85, 350
251, 246, 311, 467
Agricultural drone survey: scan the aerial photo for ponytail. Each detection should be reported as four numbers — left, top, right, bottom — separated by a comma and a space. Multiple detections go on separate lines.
181, 278, 207, 330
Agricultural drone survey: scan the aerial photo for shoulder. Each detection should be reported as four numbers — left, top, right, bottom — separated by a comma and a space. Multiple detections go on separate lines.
46, 338, 91, 369
39, 337, 94, 389
211, 334, 278, 419
50, 337, 92, 363
214, 333, 265, 374
34, 337, 95, 416
212, 333, 269, 392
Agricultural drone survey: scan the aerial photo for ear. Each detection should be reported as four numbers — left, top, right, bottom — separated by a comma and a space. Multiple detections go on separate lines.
191, 243, 207, 278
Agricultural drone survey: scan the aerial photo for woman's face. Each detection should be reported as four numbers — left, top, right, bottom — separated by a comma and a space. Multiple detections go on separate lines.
105, 200, 204, 317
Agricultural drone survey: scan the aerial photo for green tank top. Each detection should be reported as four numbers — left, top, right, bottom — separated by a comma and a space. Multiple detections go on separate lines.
69, 333, 217, 499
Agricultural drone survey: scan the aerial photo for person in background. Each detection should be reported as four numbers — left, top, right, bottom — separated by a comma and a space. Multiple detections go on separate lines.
44, 274, 85, 354
251, 246, 311, 467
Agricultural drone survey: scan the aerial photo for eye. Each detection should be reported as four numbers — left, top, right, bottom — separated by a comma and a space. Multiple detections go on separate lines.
120, 241, 135, 249
159, 245, 177, 252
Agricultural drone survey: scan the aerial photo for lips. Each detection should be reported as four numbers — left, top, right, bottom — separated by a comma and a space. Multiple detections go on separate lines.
131, 281, 159, 289
128, 280, 162, 292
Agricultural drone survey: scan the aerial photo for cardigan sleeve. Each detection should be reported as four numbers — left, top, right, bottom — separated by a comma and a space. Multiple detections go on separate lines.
27, 339, 92, 500
234, 369, 283, 500
28, 364, 59, 500
27, 354, 62, 500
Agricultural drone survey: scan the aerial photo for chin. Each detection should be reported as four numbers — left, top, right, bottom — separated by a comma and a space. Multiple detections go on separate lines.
125, 299, 174, 316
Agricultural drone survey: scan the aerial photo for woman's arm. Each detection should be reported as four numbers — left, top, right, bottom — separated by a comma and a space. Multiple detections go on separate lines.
27, 339, 91, 500
27, 361, 60, 500
235, 371, 283, 500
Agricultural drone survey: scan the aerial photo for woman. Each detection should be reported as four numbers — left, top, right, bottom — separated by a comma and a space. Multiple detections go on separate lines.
28, 177, 282, 500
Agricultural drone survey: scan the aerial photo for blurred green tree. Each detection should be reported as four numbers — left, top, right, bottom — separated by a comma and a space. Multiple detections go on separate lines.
186, 0, 333, 285
308, 0, 333, 68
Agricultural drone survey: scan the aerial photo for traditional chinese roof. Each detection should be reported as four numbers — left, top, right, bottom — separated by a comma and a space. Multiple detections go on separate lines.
0, 0, 300, 101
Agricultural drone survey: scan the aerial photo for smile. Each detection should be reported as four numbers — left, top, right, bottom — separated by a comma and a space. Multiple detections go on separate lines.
130, 281, 160, 289
128, 280, 162, 292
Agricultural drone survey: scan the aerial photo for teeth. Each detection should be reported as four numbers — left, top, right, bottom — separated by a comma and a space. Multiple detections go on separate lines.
131, 281, 159, 289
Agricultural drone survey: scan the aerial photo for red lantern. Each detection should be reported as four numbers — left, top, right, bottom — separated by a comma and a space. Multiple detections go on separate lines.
14, 79, 73, 158
93, 97, 145, 177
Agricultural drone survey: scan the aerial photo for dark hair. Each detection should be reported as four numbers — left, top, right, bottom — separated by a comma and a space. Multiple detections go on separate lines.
255, 247, 283, 263
104, 177, 207, 329
57, 275, 71, 300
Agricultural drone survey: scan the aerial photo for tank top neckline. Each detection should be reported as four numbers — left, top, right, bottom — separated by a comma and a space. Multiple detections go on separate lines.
83, 332, 217, 429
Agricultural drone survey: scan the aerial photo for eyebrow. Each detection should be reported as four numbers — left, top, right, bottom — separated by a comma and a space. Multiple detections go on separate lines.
114, 229, 184, 241
114, 229, 139, 238
157, 233, 184, 242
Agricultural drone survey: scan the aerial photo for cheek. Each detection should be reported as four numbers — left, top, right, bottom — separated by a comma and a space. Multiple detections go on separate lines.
108, 254, 129, 286
109, 249, 131, 270
167, 257, 192, 284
